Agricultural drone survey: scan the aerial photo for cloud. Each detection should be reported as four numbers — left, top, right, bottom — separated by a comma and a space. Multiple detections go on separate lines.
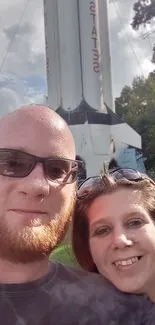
0, 0, 47, 115
0, 87, 21, 115
0, 0, 46, 76
0, 72, 47, 115
109, 0, 155, 97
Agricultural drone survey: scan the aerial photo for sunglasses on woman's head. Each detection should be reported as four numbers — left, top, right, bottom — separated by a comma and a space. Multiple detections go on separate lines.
77, 168, 155, 197
0, 148, 83, 184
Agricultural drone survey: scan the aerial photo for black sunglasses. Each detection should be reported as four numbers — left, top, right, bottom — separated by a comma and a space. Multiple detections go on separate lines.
0, 149, 83, 184
78, 168, 154, 197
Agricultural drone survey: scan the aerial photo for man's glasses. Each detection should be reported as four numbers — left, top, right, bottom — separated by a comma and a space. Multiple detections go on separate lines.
0, 149, 83, 184
78, 168, 155, 197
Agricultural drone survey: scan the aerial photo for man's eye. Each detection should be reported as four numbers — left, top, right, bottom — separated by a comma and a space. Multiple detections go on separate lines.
127, 218, 144, 228
94, 227, 111, 237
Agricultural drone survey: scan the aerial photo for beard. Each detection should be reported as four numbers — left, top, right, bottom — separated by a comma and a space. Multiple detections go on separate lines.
0, 192, 75, 264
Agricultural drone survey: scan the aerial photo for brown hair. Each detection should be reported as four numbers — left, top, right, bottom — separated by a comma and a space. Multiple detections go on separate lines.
72, 174, 155, 272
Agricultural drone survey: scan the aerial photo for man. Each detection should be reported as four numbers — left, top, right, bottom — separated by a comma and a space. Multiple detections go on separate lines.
0, 104, 154, 325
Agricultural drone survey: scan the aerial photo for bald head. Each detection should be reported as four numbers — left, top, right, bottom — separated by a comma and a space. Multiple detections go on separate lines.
0, 104, 75, 159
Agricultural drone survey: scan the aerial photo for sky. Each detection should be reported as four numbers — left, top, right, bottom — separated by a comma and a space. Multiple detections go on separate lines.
0, 0, 154, 116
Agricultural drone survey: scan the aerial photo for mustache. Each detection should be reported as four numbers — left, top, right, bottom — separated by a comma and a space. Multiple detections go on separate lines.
0, 190, 76, 264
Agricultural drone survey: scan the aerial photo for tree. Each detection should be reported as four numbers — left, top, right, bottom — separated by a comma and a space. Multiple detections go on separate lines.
131, 0, 155, 62
115, 74, 155, 170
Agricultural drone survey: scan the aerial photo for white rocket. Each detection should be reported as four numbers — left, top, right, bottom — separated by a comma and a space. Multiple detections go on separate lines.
43, 0, 144, 176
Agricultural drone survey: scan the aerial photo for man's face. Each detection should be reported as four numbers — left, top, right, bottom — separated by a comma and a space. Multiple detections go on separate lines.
0, 110, 76, 263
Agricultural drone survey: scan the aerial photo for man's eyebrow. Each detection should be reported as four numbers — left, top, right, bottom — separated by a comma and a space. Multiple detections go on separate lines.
4, 146, 30, 153
4, 147, 70, 159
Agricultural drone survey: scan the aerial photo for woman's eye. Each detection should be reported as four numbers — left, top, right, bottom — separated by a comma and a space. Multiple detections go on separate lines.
127, 218, 144, 228
94, 227, 111, 237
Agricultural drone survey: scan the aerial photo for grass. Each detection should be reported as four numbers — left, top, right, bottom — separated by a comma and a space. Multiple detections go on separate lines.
50, 244, 78, 266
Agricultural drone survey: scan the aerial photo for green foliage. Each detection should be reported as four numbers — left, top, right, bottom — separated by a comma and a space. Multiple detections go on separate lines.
115, 74, 155, 171
132, 0, 155, 30
131, 0, 155, 62
50, 244, 78, 266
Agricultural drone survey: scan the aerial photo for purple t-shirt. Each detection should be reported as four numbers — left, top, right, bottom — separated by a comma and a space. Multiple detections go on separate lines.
0, 261, 154, 325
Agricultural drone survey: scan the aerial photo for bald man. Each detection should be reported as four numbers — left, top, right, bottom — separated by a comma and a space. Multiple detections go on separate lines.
0, 105, 154, 325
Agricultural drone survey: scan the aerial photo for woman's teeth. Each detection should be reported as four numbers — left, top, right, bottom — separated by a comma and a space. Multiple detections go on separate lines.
115, 256, 138, 266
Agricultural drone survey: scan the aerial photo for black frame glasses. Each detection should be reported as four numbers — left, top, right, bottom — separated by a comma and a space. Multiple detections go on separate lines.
78, 168, 155, 197
0, 148, 84, 184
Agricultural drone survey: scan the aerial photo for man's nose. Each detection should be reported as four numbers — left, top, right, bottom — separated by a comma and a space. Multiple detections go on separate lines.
17, 163, 51, 199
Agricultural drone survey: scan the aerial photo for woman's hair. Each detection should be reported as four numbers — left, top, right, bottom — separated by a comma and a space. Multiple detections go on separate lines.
72, 174, 155, 272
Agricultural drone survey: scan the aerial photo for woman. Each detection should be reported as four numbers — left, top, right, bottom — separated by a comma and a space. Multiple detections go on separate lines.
72, 168, 155, 302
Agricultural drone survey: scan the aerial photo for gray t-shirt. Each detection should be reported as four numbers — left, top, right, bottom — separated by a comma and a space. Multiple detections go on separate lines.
0, 261, 154, 325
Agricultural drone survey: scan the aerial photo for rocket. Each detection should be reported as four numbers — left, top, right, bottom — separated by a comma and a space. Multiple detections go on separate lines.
43, 0, 145, 177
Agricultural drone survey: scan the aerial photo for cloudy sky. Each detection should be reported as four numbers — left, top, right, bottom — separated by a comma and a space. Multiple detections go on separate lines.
0, 0, 154, 115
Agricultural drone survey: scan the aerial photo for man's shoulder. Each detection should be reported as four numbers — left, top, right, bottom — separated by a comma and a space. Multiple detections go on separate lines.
54, 261, 105, 287
49, 262, 154, 323
52, 262, 149, 305
52, 261, 109, 297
